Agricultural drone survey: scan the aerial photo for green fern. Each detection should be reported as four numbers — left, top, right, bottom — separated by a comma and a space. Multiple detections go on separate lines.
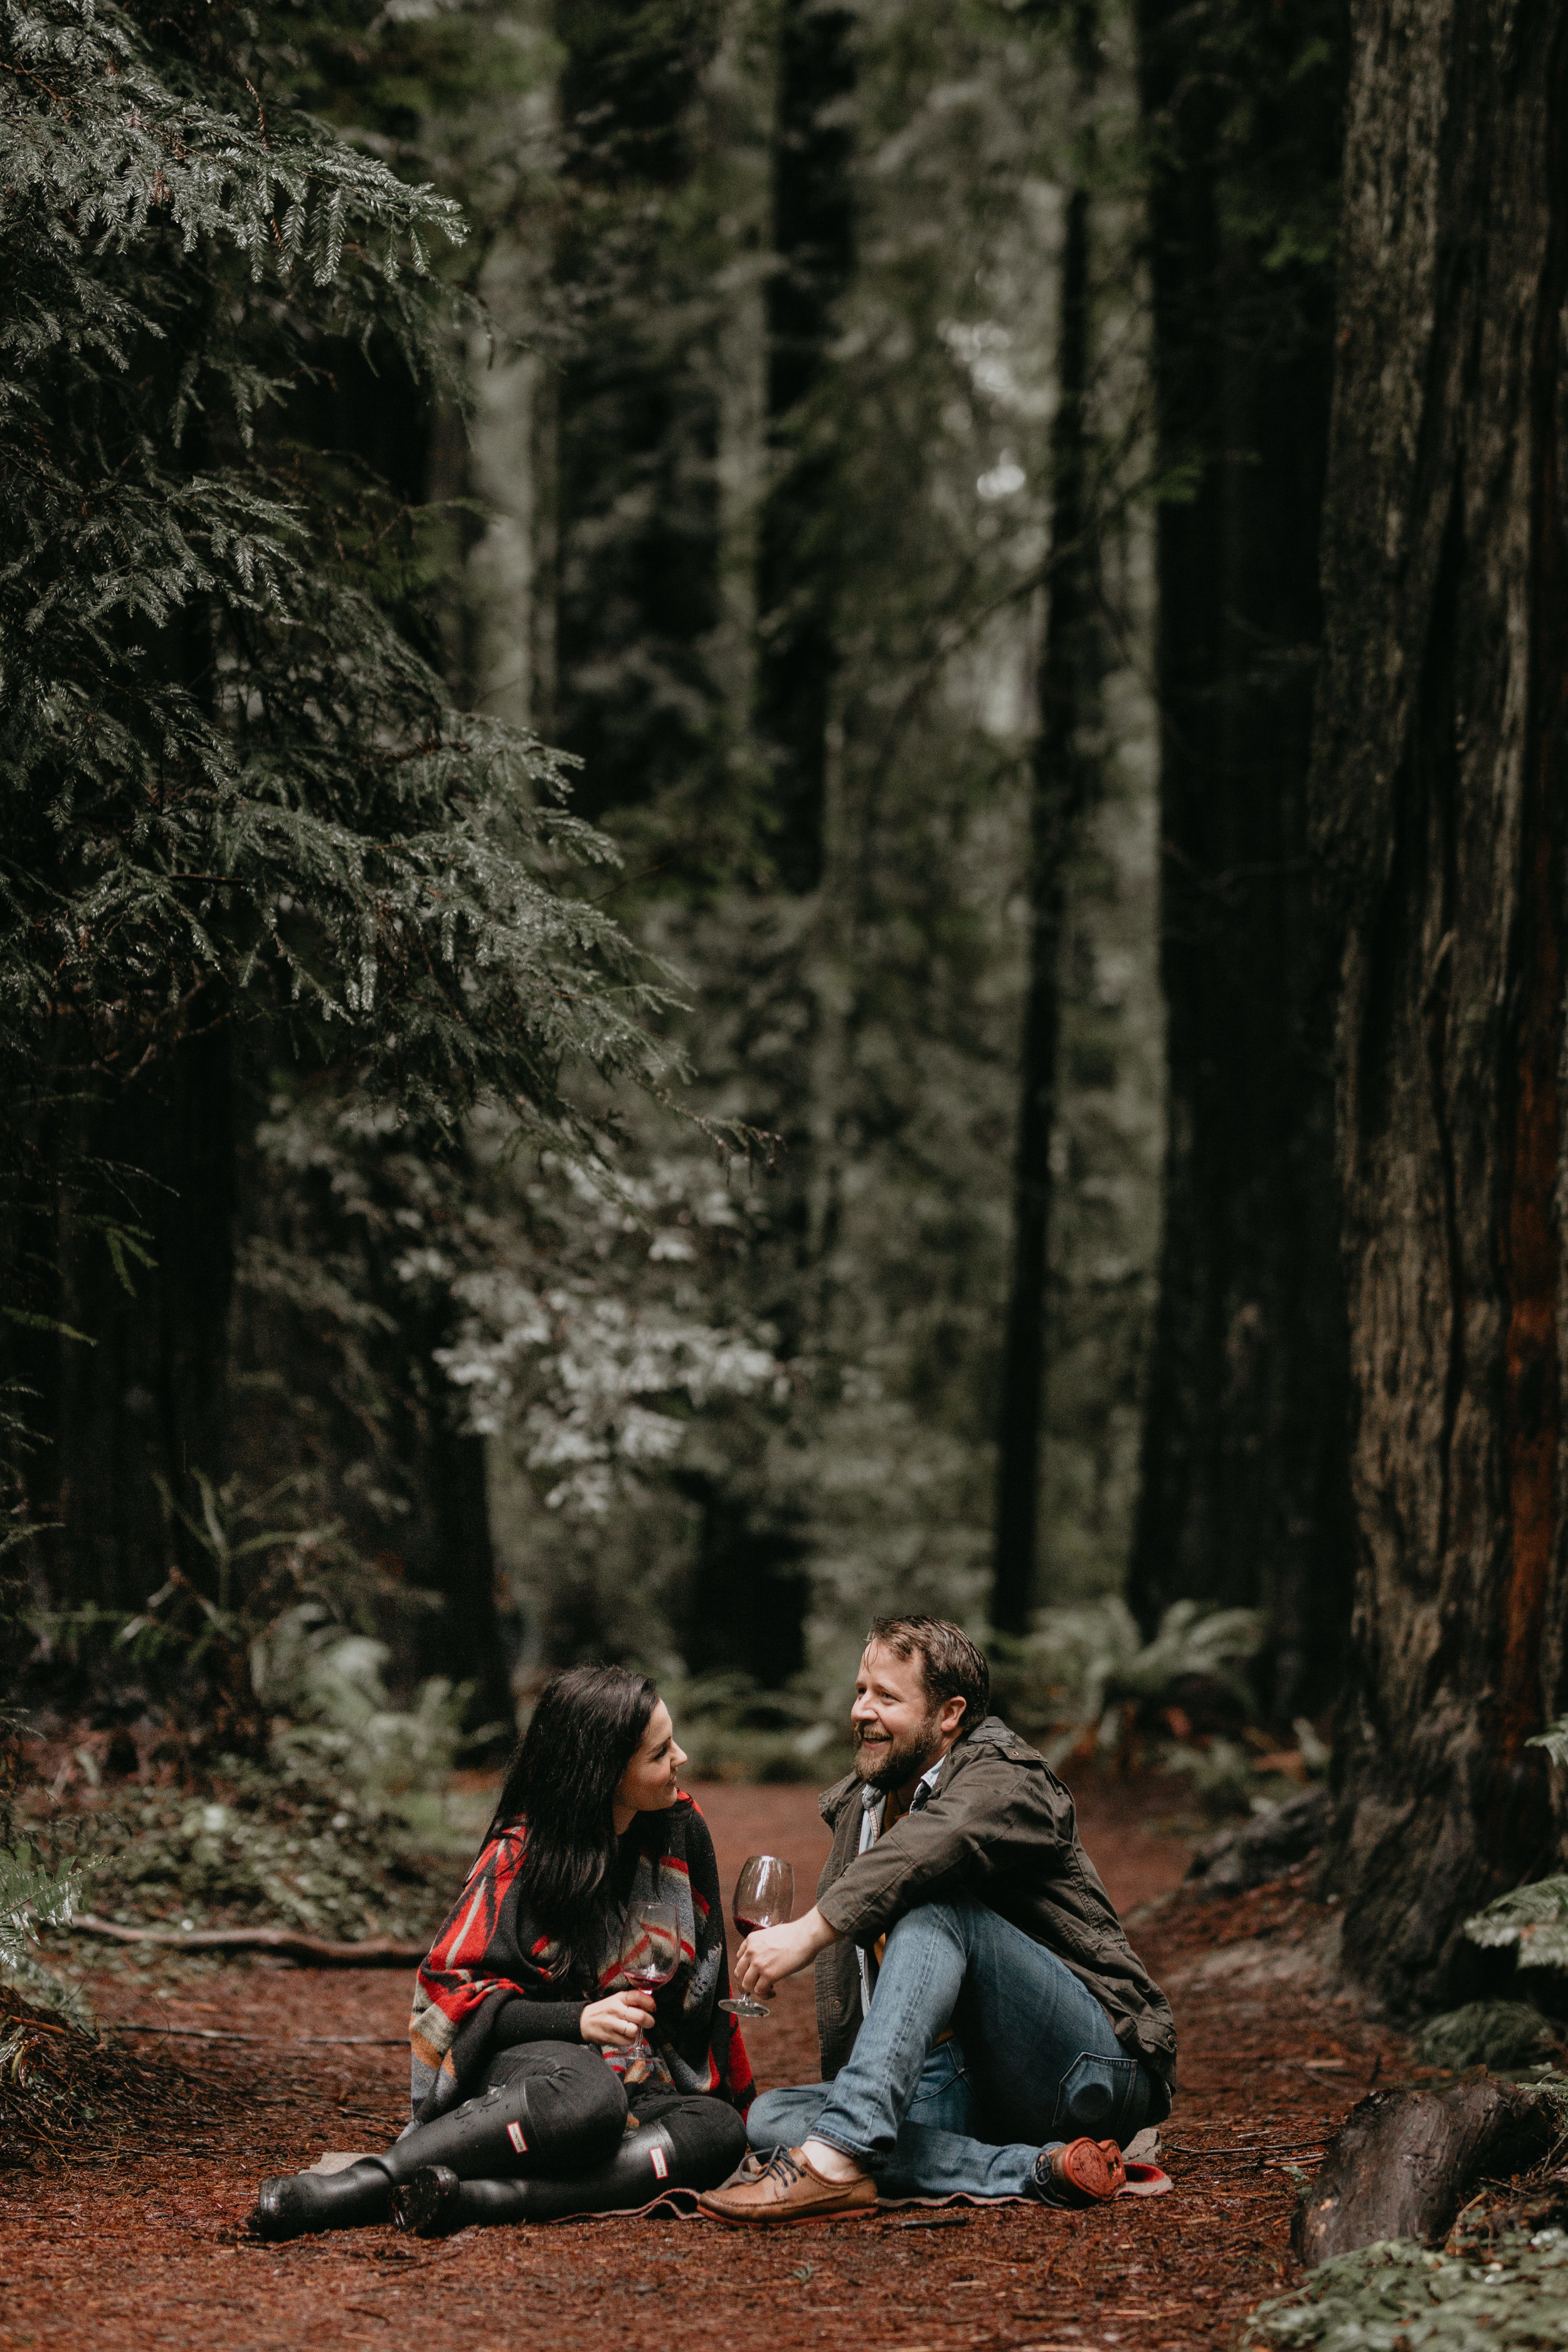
1528, 1717, 1568, 1771
997, 1596, 1264, 1761
0, 1846, 94, 2029
1466, 1879, 1568, 1973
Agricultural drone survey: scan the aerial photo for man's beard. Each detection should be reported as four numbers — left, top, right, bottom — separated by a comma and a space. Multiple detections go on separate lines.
853, 1713, 943, 1794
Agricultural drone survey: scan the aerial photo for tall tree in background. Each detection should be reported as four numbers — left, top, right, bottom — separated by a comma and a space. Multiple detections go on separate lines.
755, 0, 856, 892
1, 0, 675, 1725
1128, 0, 1354, 1714
9, 0, 1168, 1706
549, 0, 727, 834
993, 0, 1102, 1636
1313, 0, 1568, 2010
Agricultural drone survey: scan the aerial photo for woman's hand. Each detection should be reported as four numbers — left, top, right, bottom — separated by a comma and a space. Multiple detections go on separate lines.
580, 1991, 657, 2048
733, 1906, 839, 1997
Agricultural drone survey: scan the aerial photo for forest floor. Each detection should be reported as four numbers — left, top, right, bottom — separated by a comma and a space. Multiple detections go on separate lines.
0, 1772, 1395, 2352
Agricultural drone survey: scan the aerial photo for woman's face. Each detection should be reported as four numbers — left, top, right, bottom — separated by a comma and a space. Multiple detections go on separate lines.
614, 1699, 687, 1818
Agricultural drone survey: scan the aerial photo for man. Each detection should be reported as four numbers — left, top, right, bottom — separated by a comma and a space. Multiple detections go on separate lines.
699, 1616, 1175, 2223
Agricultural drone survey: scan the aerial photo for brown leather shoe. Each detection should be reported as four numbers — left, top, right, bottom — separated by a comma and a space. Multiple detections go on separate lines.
699, 2147, 879, 2225
1030, 2136, 1128, 2206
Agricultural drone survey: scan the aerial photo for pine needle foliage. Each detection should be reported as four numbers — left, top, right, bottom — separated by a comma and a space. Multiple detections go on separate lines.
0, 0, 680, 1163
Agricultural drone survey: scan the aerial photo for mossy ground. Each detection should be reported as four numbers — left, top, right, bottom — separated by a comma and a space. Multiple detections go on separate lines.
1244, 2231, 1568, 2352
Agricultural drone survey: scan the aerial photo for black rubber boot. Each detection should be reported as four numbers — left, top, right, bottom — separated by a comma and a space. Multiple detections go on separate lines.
393, 2122, 684, 2238
248, 2050, 628, 2242
391, 2165, 514, 2237
378, 2077, 543, 2186
249, 2159, 395, 2242
246, 2077, 540, 2242
382, 2062, 626, 2186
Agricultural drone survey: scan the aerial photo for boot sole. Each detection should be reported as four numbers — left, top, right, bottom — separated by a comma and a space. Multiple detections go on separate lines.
246, 2211, 333, 2243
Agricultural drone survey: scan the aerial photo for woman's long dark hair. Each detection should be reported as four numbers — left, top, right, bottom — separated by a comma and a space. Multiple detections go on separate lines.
486, 1665, 660, 1986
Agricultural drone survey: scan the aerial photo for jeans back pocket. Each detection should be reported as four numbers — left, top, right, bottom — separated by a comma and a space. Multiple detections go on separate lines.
1052, 2049, 1139, 2138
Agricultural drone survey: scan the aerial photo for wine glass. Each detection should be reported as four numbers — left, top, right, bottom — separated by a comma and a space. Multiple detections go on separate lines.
718, 1853, 795, 2020
617, 1900, 681, 2068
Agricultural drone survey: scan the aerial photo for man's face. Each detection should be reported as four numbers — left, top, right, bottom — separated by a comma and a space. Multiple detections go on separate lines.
850, 1642, 946, 1794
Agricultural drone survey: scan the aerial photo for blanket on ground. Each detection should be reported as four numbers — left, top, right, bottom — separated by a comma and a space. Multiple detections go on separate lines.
407, 1794, 753, 2126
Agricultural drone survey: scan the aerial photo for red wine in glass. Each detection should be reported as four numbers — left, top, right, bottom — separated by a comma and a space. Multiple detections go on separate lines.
719, 1855, 795, 2020
623, 1962, 676, 1993
619, 1902, 680, 2067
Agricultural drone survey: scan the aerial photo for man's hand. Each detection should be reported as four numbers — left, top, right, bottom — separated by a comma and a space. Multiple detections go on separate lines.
580, 1991, 657, 2047
733, 1905, 839, 1997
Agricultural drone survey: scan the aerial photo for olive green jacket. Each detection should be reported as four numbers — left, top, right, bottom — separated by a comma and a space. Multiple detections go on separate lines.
812, 1715, 1177, 2094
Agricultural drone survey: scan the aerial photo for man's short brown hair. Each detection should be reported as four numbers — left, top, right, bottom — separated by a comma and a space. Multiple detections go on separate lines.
864, 1616, 990, 1736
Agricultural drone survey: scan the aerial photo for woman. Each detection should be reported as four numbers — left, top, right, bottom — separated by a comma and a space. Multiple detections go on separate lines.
250, 1666, 753, 2240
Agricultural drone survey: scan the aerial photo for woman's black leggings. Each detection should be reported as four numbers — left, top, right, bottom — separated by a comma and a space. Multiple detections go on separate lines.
389, 2045, 633, 2182
386, 2046, 747, 2229
254, 2044, 747, 2238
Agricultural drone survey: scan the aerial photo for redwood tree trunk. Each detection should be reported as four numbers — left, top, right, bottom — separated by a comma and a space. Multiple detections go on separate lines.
1128, 0, 1355, 1718
992, 3, 1099, 1636
1313, 0, 1568, 2008
754, 0, 856, 894
29, 1025, 236, 1616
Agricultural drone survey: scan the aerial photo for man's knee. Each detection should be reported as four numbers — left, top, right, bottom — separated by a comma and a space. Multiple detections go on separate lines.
881, 1899, 971, 1956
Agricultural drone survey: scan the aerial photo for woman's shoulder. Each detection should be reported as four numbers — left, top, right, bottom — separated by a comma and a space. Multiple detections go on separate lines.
462, 1817, 528, 1887
669, 1790, 713, 1848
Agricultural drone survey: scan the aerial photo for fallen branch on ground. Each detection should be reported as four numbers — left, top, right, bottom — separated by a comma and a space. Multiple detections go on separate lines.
103, 2023, 407, 2045
65, 1915, 426, 1967
1293, 2080, 1566, 2265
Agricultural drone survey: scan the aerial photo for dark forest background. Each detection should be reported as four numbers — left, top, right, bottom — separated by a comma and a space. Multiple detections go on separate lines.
6, 0, 1568, 2015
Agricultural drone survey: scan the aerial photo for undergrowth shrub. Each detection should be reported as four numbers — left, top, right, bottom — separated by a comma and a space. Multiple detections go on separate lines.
1242, 2232, 1568, 2352
985, 1596, 1327, 1810
75, 1759, 452, 1943
1413, 2005, 1564, 2075
0, 1848, 94, 2027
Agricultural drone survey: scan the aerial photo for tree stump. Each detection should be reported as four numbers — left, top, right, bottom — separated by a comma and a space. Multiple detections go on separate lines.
1292, 2082, 1560, 2266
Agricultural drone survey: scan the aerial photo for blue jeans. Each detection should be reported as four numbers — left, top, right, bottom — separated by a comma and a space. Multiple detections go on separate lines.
747, 1900, 1150, 2199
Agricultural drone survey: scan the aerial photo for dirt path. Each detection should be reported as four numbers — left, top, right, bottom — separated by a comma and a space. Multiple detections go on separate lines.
0, 1775, 1385, 2352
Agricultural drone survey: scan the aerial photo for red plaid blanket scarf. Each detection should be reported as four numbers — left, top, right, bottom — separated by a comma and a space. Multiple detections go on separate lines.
407, 1793, 754, 2125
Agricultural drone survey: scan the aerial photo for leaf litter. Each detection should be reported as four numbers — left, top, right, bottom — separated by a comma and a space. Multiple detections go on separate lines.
0, 1773, 1429, 2352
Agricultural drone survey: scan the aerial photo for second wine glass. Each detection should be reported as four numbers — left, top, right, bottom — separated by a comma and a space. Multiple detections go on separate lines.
718, 1853, 795, 2020
618, 1900, 681, 2069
